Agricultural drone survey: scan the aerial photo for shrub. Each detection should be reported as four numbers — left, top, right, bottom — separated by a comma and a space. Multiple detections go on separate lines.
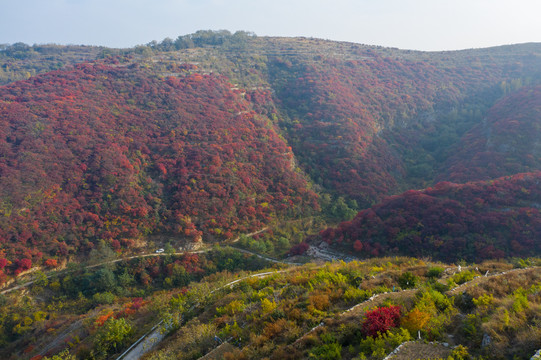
358, 328, 412, 358
289, 242, 309, 256
14, 258, 32, 275
42, 349, 76, 360
427, 266, 444, 278
261, 298, 277, 314
262, 319, 300, 342
343, 288, 370, 303
416, 289, 453, 313
310, 294, 330, 311
309, 333, 342, 360
462, 314, 479, 339
449, 270, 478, 285
398, 272, 417, 289
94, 318, 133, 355
472, 293, 493, 309
362, 305, 401, 337
449, 345, 470, 360
44, 259, 59, 268
93, 292, 116, 305
309, 342, 342, 360
431, 281, 449, 293
216, 299, 246, 316
400, 308, 431, 334
512, 288, 529, 312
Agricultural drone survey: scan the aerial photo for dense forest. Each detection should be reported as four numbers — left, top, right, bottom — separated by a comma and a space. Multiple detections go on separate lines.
319, 171, 541, 261
0, 62, 318, 277
440, 85, 541, 182
0, 33, 541, 275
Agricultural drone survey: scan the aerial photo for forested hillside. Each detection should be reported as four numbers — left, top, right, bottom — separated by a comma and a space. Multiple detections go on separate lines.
0, 61, 317, 277
0, 32, 540, 274
1, 31, 541, 360
5, 254, 538, 360
319, 172, 541, 261
0, 43, 109, 85
440, 85, 541, 182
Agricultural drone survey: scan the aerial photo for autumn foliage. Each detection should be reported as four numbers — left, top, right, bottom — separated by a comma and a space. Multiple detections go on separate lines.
270, 49, 541, 207
441, 86, 541, 183
289, 242, 309, 256
400, 308, 431, 334
320, 172, 541, 261
0, 63, 318, 270
44, 259, 58, 268
1, 38, 541, 272
362, 305, 402, 337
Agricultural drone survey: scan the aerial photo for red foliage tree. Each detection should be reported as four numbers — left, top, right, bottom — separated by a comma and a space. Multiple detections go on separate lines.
289, 242, 309, 256
362, 305, 402, 337
14, 258, 32, 275
0, 63, 319, 268
44, 258, 58, 268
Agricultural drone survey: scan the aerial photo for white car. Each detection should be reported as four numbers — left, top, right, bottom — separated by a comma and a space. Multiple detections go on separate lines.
155, 248, 164, 253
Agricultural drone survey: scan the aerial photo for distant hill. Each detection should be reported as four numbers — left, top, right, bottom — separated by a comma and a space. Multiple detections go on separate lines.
0, 43, 110, 85
439, 85, 541, 182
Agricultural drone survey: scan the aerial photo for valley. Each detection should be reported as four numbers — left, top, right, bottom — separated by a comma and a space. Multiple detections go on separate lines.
0, 31, 540, 359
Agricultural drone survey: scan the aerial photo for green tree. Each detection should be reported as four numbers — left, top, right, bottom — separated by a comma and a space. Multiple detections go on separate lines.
33, 270, 49, 289
118, 270, 135, 288
95, 318, 133, 355
398, 272, 417, 289
325, 196, 357, 221
42, 348, 76, 360
164, 242, 175, 254
93, 268, 116, 293
426, 266, 444, 279
276, 236, 290, 250
93, 291, 116, 305
89, 240, 116, 264
309, 333, 342, 360
170, 263, 189, 287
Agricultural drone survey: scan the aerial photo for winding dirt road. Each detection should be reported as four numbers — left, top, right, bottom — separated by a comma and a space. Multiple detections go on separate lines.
1, 227, 272, 296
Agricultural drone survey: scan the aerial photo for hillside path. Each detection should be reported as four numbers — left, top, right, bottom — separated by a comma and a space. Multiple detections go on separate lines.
117, 267, 294, 360
1, 228, 275, 295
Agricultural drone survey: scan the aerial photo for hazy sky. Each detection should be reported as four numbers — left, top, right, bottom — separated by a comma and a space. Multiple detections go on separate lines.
2, 0, 541, 51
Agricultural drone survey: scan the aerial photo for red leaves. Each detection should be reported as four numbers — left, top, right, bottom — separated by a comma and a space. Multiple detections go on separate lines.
362, 305, 401, 337
440, 86, 541, 184
116, 297, 148, 318
14, 258, 32, 275
94, 311, 114, 327
289, 242, 309, 256
180, 253, 203, 274
44, 258, 58, 268
321, 171, 541, 261
156, 163, 167, 176
0, 63, 318, 267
